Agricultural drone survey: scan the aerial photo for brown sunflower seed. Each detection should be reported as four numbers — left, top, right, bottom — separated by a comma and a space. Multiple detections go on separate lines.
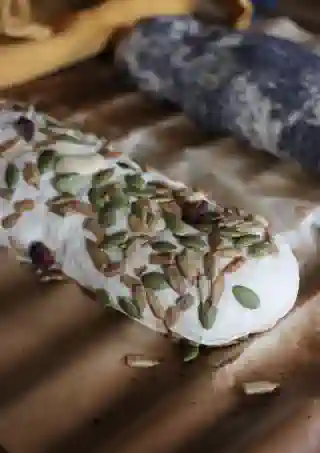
233, 234, 261, 249
13, 199, 35, 213
132, 284, 147, 314
85, 238, 109, 272
176, 249, 200, 281
0, 137, 20, 154
128, 214, 145, 233
164, 305, 181, 329
124, 354, 161, 368
2, 212, 21, 229
176, 293, 195, 311
223, 256, 246, 274
178, 235, 207, 251
101, 230, 128, 249
121, 274, 142, 289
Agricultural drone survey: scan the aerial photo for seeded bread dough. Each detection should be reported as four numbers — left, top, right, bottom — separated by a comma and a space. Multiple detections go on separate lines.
0, 103, 299, 346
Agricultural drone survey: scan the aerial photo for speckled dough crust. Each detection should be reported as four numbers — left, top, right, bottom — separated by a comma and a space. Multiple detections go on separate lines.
0, 102, 299, 345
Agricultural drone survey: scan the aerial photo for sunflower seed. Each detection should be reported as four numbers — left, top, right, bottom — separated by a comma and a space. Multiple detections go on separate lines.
132, 284, 147, 314
5, 162, 19, 190
198, 300, 217, 330
232, 285, 260, 310
145, 289, 166, 319
151, 241, 177, 253
247, 241, 272, 257
215, 247, 239, 258
0, 137, 19, 154
164, 305, 181, 329
2, 212, 21, 229
203, 252, 215, 279
96, 289, 115, 308
118, 296, 141, 318
141, 272, 169, 291
211, 273, 225, 306
83, 218, 105, 243
85, 238, 109, 272
128, 214, 145, 233
176, 249, 200, 281
92, 168, 115, 187
101, 230, 128, 249
23, 162, 39, 187
52, 173, 86, 195
13, 199, 35, 213
178, 235, 207, 250
223, 256, 246, 273
37, 149, 57, 174
220, 227, 245, 238
125, 354, 161, 368
163, 265, 187, 295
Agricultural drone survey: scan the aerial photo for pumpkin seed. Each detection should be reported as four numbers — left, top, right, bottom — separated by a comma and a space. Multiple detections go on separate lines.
5, 162, 19, 190
203, 252, 215, 280
162, 209, 183, 233
176, 249, 199, 281
37, 149, 57, 174
163, 265, 187, 295
118, 296, 141, 318
233, 234, 261, 249
149, 252, 174, 266
131, 199, 148, 221
92, 168, 115, 188
223, 256, 246, 274
141, 272, 169, 291
125, 354, 161, 368
85, 238, 109, 272
98, 203, 117, 228
88, 187, 104, 210
83, 218, 105, 243
2, 212, 21, 229
182, 343, 200, 363
176, 293, 194, 311
101, 230, 128, 249
232, 285, 260, 310
247, 241, 272, 257
13, 199, 35, 213
109, 188, 129, 209
96, 289, 114, 308
0, 188, 13, 200
151, 241, 177, 253
121, 274, 142, 289
145, 289, 166, 319
220, 227, 244, 238
0, 137, 19, 154
208, 229, 221, 252
52, 173, 86, 195
125, 173, 144, 191
178, 235, 207, 251
210, 273, 225, 306
164, 305, 181, 329
198, 300, 217, 330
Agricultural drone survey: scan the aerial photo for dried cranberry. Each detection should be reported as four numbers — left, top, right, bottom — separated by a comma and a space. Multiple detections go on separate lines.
14, 116, 35, 142
28, 241, 55, 270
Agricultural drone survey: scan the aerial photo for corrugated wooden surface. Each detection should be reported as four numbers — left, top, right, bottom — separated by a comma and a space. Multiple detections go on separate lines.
0, 7, 319, 453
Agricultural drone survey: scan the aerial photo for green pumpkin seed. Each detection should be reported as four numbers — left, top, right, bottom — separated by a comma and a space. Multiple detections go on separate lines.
210, 274, 225, 306
5, 162, 19, 190
121, 274, 142, 289
98, 203, 117, 228
101, 230, 128, 249
2, 212, 21, 229
178, 235, 207, 251
232, 285, 260, 310
198, 300, 217, 330
220, 227, 245, 238
110, 189, 129, 209
118, 296, 141, 319
85, 238, 109, 272
131, 199, 147, 220
151, 241, 177, 253
141, 272, 169, 291
145, 289, 166, 319
203, 252, 215, 280
52, 173, 86, 195
233, 234, 261, 249
162, 209, 184, 233
247, 241, 272, 257
132, 285, 147, 314
88, 187, 104, 210
37, 149, 57, 174
163, 265, 187, 295
92, 168, 115, 188
176, 293, 194, 311
182, 343, 200, 363
96, 289, 114, 308
125, 173, 144, 191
